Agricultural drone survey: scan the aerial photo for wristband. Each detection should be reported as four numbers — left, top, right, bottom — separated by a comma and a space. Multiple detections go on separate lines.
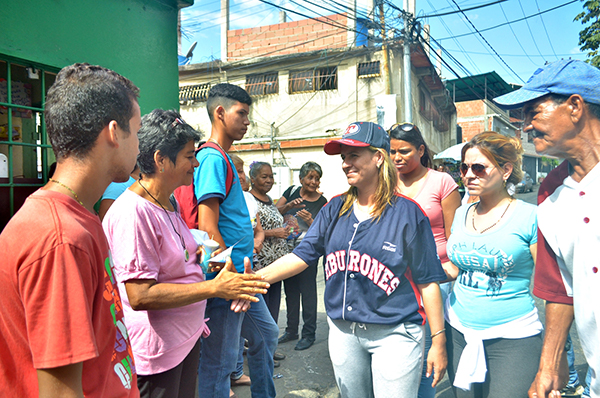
431, 328, 446, 338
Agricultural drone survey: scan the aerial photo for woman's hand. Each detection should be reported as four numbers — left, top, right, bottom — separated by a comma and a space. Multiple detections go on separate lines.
230, 257, 259, 313
287, 197, 305, 211
427, 334, 448, 387
212, 257, 270, 302
295, 209, 313, 225
267, 226, 291, 239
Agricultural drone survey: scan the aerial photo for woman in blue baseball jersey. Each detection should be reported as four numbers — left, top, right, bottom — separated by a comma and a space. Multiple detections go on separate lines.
444, 132, 543, 398
243, 122, 448, 398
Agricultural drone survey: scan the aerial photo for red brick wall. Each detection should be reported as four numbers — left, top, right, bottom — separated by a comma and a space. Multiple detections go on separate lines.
456, 100, 484, 118
227, 13, 348, 60
459, 120, 486, 142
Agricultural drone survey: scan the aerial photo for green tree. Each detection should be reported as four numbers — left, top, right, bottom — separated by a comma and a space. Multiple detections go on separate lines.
575, 0, 600, 67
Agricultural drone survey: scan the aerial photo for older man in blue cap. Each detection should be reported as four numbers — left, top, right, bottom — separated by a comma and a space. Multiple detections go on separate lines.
494, 59, 600, 398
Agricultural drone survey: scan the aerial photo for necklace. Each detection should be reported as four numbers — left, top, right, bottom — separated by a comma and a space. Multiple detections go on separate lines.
208, 138, 225, 151
49, 179, 84, 207
138, 179, 190, 261
472, 198, 513, 234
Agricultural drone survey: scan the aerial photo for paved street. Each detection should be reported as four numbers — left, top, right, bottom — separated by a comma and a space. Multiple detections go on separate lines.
232, 186, 589, 398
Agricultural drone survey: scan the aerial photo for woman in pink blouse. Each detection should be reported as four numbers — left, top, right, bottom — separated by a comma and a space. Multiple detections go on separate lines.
388, 122, 461, 398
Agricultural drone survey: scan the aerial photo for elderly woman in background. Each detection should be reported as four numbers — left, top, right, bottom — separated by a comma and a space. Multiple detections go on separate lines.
238, 122, 447, 398
387, 122, 461, 397
444, 132, 542, 397
103, 110, 269, 398
249, 162, 291, 322
276, 161, 328, 351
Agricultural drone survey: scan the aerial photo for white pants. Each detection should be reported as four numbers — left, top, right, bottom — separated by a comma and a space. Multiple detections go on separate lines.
327, 317, 425, 398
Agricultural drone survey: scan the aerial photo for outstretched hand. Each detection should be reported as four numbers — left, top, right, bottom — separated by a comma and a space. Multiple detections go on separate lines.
213, 257, 269, 303
230, 257, 261, 313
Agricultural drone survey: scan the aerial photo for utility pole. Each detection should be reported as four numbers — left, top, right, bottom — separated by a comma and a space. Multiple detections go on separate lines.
379, 1, 392, 94
221, 0, 229, 62
403, 0, 414, 123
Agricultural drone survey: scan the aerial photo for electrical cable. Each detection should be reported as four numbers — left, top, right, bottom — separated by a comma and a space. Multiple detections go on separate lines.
417, 0, 508, 19
534, 0, 559, 60
438, 0, 578, 41
517, 0, 545, 61
449, 0, 524, 83
498, 2, 539, 67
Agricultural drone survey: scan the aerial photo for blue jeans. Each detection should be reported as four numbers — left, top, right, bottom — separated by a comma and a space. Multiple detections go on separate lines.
566, 333, 580, 387
198, 295, 278, 398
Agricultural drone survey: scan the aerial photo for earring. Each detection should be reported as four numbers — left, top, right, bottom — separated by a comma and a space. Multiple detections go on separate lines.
160, 168, 164, 173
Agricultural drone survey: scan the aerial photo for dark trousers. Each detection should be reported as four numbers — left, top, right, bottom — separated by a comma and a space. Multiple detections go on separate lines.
283, 264, 317, 338
138, 336, 201, 398
263, 280, 281, 324
446, 322, 542, 398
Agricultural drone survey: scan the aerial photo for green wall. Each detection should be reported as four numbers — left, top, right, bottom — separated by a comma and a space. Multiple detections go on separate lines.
1, 0, 190, 113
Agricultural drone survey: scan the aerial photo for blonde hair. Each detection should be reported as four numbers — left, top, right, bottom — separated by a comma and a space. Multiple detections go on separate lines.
462, 131, 524, 188
339, 147, 398, 222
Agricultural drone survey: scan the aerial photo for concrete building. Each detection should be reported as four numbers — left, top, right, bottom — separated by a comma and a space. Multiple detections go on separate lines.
179, 11, 456, 200
1, 0, 192, 229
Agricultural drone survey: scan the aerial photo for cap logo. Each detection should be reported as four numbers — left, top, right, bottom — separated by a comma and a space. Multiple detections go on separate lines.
344, 123, 361, 138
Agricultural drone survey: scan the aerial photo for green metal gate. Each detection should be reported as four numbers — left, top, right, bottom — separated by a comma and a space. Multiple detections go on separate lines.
0, 55, 58, 229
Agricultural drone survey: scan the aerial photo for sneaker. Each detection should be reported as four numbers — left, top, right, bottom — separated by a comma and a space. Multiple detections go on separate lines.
561, 384, 585, 397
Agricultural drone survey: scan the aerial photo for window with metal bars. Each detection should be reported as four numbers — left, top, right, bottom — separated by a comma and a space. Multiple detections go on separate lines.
0, 56, 58, 229
357, 61, 381, 78
289, 67, 337, 94
179, 83, 211, 103
245, 73, 278, 96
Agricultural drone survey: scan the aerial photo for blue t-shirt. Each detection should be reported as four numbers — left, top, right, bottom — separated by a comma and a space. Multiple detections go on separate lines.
194, 147, 253, 276
447, 200, 537, 330
101, 176, 136, 201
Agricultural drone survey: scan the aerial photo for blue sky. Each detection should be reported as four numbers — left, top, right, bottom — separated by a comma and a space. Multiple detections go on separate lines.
179, 0, 588, 85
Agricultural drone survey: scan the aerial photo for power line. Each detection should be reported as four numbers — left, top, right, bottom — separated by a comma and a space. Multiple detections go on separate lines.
517, 0, 545, 61
449, 0, 524, 83
438, 0, 578, 41
417, 0, 508, 19
534, 0, 559, 60
498, 2, 539, 67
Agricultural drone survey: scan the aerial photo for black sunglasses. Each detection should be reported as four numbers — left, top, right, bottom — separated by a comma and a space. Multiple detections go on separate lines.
460, 163, 488, 177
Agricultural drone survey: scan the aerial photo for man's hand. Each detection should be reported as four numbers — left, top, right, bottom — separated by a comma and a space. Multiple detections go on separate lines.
212, 257, 269, 301
528, 351, 568, 398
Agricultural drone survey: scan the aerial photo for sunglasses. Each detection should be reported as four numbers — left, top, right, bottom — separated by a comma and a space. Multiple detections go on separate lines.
389, 122, 415, 133
460, 163, 488, 177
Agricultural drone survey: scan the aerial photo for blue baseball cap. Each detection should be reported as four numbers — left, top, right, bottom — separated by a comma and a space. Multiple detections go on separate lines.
324, 121, 390, 155
493, 59, 600, 110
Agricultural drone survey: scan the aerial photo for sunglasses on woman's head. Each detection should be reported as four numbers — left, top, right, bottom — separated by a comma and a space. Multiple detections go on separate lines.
460, 163, 488, 177
388, 122, 415, 133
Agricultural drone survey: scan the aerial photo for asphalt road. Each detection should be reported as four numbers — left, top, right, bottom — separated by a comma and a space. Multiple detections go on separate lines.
232, 186, 589, 398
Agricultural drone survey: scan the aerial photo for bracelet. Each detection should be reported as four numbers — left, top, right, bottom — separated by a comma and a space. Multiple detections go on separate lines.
430, 328, 446, 338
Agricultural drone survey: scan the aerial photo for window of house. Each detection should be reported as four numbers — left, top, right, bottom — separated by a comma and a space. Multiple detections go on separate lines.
289, 67, 337, 94
0, 57, 58, 228
419, 85, 449, 132
357, 61, 380, 78
179, 83, 211, 103
245, 73, 278, 96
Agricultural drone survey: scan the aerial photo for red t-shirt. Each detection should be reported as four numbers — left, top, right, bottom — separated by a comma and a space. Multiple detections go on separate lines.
0, 190, 139, 397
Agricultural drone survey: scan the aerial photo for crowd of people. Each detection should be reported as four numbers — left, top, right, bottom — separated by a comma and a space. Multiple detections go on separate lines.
0, 58, 599, 398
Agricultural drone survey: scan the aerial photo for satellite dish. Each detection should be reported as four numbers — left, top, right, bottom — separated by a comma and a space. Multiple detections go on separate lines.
178, 42, 197, 66
185, 42, 197, 59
